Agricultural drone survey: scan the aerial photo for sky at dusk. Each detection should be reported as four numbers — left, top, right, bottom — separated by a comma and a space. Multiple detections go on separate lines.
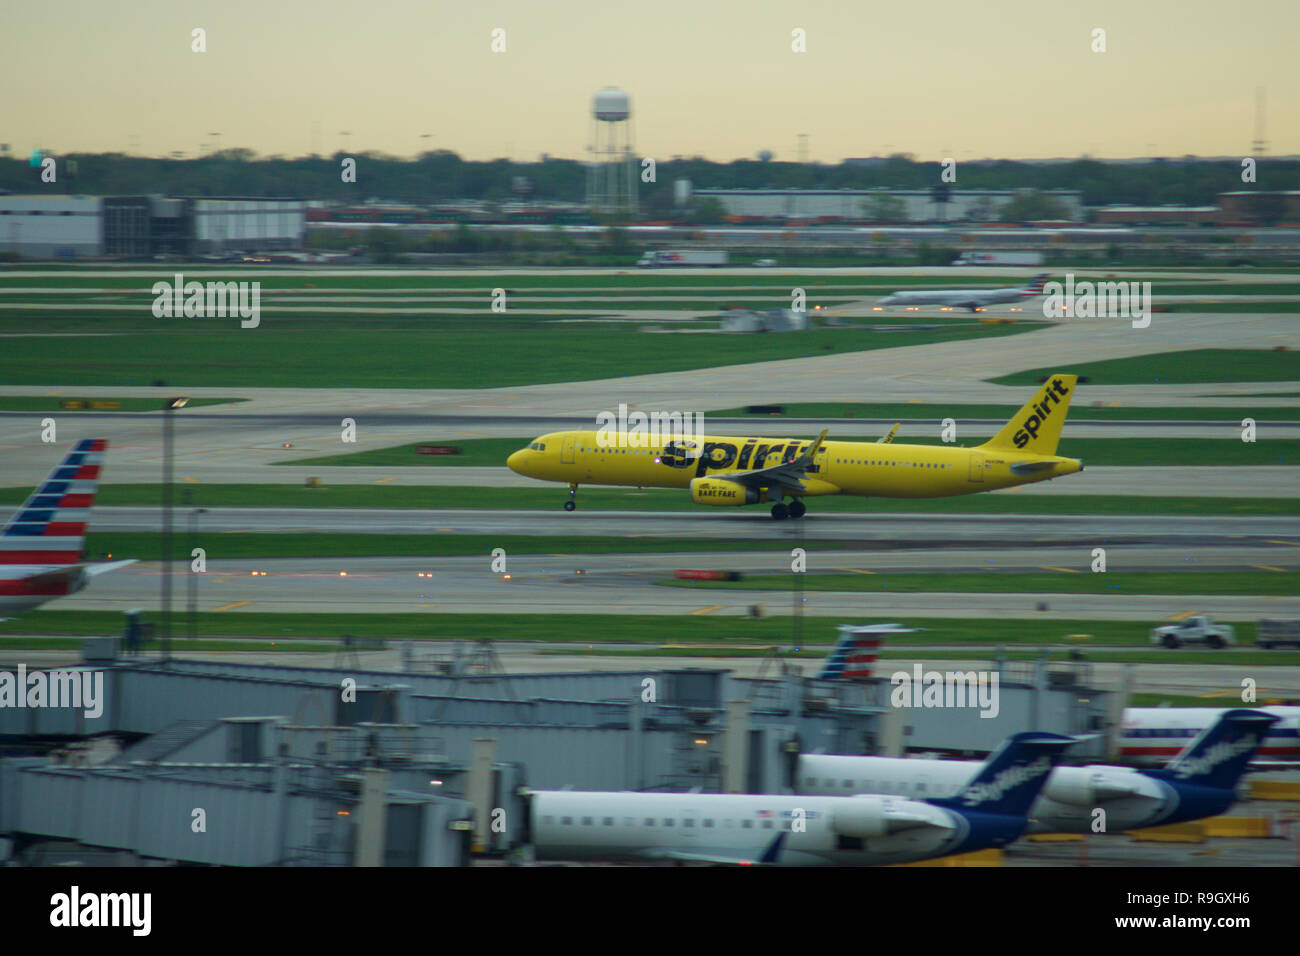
3, 0, 1296, 163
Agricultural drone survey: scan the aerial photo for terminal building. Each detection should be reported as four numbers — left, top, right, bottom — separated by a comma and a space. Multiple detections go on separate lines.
0, 195, 305, 259
0, 638, 1119, 866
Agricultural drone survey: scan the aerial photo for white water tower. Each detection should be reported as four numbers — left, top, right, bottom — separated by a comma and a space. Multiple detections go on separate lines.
586, 87, 637, 216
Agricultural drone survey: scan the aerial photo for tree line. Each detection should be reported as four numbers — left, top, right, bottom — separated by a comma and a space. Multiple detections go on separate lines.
1, 149, 1294, 212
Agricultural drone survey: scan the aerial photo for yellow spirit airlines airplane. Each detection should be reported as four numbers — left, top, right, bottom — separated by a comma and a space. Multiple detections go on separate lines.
507, 374, 1083, 520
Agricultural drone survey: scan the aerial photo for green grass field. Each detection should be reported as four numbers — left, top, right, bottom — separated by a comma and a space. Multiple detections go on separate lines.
82, 532, 801, 561
283, 435, 1297, 468
993, 349, 1300, 386
0, 484, 1292, 516
0, 322, 1035, 389
0, 270, 1293, 294
661, 569, 1299, 596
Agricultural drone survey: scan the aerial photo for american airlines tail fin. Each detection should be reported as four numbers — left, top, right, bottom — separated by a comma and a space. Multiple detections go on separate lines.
816, 623, 915, 681
1154, 709, 1279, 790
980, 374, 1077, 456
0, 439, 107, 566
930, 732, 1076, 817
1020, 273, 1050, 296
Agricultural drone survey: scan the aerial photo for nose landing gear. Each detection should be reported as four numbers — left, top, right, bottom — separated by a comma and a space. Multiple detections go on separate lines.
563, 484, 578, 512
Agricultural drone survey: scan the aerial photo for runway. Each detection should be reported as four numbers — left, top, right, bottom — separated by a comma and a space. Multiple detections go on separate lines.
55, 551, 1300, 620
0, 432, 1294, 496
1, 302, 1296, 497
31, 505, 1300, 540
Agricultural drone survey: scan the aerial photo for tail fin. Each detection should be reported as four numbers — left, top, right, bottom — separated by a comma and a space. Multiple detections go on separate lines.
1020, 273, 1050, 296
817, 623, 915, 681
1156, 709, 1279, 789
0, 439, 106, 565
930, 732, 1075, 817
980, 374, 1077, 456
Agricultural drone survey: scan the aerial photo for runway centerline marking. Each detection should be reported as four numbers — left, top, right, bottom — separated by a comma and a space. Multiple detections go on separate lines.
212, 601, 253, 612
690, 605, 727, 615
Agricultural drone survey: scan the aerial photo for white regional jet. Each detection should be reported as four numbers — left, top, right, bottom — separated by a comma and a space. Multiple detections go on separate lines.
527, 732, 1075, 866
796, 710, 1277, 835
876, 273, 1049, 312
1119, 706, 1300, 765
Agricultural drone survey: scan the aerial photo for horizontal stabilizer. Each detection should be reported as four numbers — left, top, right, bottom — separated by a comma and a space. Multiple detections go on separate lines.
1009, 461, 1056, 476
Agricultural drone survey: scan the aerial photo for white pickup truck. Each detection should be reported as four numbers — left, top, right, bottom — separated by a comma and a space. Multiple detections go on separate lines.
1149, 615, 1236, 649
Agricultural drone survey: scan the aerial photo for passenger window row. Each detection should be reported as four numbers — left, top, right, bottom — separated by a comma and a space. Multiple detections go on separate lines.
541, 815, 778, 829
833, 459, 952, 469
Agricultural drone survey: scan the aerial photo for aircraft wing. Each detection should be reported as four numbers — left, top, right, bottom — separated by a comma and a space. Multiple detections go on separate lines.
639, 833, 788, 866
85, 559, 137, 578
723, 429, 829, 495
850, 803, 959, 834
20, 559, 135, 590
22, 566, 85, 589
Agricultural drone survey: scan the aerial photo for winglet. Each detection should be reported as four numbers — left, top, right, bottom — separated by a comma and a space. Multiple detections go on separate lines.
876, 423, 899, 444
85, 558, 138, 578
757, 831, 786, 864
806, 428, 829, 460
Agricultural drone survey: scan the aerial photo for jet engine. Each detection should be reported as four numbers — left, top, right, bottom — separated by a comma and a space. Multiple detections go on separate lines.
690, 477, 758, 506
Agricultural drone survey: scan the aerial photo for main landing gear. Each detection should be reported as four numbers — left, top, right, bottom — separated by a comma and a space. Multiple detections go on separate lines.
770, 499, 806, 520
563, 483, 578, 512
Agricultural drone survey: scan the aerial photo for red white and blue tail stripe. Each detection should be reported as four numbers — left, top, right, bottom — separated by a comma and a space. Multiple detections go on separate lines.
817, 623, 916, 682
0, 438, 106, 566
1019, 273, 1050, 297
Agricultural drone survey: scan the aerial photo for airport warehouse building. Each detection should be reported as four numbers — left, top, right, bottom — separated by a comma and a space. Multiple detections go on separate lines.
0, 195, 305, 258
693, 188, 1086, 222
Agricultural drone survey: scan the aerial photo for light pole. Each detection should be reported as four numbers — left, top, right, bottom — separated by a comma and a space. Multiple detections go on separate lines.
188, 506, 207, 641
161, 396, 189, 660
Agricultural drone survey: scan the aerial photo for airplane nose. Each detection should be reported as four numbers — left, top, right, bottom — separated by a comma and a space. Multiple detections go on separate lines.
507, 450, 526, 474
